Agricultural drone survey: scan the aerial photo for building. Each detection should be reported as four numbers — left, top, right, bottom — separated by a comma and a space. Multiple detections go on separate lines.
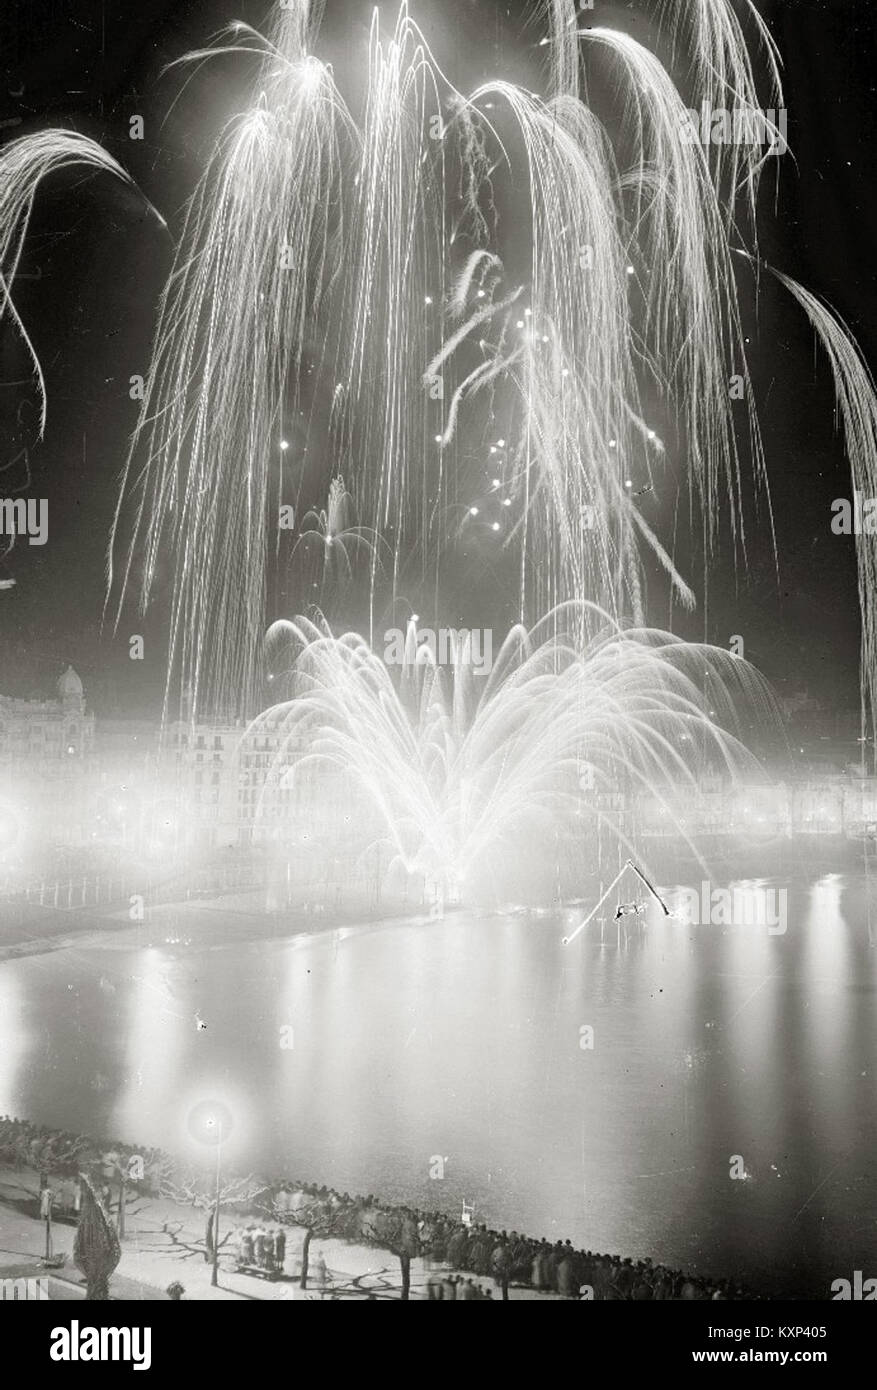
0, 667, 97, 873
0, 666, 94, 773
161, 713, 351, 851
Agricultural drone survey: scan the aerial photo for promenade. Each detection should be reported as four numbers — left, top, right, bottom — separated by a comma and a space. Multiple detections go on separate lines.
0, 1168, 552, 1301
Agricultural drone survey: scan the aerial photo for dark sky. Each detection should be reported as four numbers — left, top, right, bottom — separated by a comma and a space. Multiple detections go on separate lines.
0, 0, 874, 718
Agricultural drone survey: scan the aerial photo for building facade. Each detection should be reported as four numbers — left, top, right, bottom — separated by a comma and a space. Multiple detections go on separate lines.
0, 666, 95, 773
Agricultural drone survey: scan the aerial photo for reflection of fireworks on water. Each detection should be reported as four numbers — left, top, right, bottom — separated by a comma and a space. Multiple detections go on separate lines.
252, 605, 774, 904
97, 0, 877, 745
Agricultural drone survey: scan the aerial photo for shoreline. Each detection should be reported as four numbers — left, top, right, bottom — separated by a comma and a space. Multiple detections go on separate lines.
0, 836, 869, 965
0, 893, 433, 964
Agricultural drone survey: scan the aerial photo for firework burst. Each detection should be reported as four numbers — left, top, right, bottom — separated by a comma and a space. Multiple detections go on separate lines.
254, 604, 774, 903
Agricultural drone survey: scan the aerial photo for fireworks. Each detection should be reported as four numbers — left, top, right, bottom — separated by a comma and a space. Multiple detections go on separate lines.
107, 5, 349, 720
97, 0, 877, 751
654, 0, 785, 222
0, 131, 140, 438
104, 0, 767, 716
253, 606, 772, 904
769, 267, 877, 748
291, 475, 385, 588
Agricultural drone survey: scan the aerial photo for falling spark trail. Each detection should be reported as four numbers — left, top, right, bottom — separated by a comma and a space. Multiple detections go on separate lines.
0, 131, 142, 436
103, 0, 869, 758
767, 267, 877, 749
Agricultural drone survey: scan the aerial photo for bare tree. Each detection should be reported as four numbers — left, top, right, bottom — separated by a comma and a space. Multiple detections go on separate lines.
159, 1167, 263, 1270
262, 1193, 348, 1290
361, 1207, 422, 1301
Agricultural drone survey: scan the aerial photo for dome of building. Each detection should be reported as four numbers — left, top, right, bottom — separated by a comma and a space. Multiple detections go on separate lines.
58, 666, 84, 700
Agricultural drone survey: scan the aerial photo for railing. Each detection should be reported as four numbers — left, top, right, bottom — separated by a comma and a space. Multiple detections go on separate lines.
0, 876, 134, 912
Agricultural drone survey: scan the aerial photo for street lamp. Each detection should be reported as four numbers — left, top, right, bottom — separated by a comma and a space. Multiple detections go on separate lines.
188, 1100, 234, 1288
207, 1116, 223, 1288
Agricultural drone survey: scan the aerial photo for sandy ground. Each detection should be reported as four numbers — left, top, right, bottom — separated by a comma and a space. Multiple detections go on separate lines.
0, 888, 433, 964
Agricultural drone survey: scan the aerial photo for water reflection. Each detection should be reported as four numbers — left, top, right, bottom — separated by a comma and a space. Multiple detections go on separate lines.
0, 868, 875, 1296
117, 950, 185, 1149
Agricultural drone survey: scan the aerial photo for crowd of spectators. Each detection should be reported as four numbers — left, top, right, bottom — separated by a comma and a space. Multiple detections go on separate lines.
0, 1115, 754, 1300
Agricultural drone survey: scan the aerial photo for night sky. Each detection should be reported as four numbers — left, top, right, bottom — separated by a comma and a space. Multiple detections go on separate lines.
1, 0, 875, 719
